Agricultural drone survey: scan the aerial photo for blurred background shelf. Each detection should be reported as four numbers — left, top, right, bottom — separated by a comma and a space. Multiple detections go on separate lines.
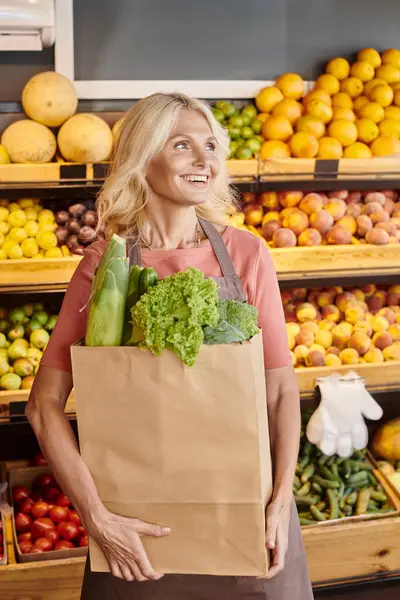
0, 257, 82, 293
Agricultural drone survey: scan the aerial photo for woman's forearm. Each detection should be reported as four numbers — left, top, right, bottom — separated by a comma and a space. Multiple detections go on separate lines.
265, 366, 301, 505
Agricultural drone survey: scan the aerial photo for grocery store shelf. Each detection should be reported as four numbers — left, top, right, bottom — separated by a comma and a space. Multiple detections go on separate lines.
271, 244, 400, 282
0, 257, 82, 293
0, 390, 76, 417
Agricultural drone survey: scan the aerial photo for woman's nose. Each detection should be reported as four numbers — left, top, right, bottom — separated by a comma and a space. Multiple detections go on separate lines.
192, 147, 207, 166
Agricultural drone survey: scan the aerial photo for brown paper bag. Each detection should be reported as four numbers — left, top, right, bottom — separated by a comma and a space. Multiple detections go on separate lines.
71, 333, 272, 576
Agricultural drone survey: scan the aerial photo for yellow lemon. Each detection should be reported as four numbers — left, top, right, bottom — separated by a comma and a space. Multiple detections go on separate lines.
0, 221, 9, 235
353, 96, 369, 112
276, 73, 304, 100
289, 132, 319, 158
272, 98, 303, 125
24, 220, 39, 237
376, 64, 400, 84
36, 230, 57, 250
18, 198, 34, 209
262, 115, 293, 141
256, 87, 284, 113
302, 89, 332, 108
351, 61, 375, 82
24, 207, 38, 221
358, 102, 385, 123
326, 57, 350, 80
0, 144, 10, 164
357, 48, 382, 68
8, 209, 27, 228
332, 107, 356, 121
385, 105, 400, 120
340, 77, 364, 98
379, 119, 400, 138
260, 140, 291, 159
0, 232, 4, 246
2, 239, 17, 254
8, 202, 20, 212
7, 243, 23, 260
343, 142, 372, 158
0, 206, 9, 221
306, 99, 333, 124
315, 74, 340, 95
382, 48, 400, 69
317, 137, 343, 159
369, 84, 394, 107
0, 199, 9, 207
8, 227, 28, 243
356, 118, 380, 143
32, 253, 45, 260
37, 209, 55, 224
370, 135, 400, 156
328, 119, 358, 146
332, 92, 353, 109
21, 238, 39, 258
0, 248, 6, 260
391, 82, 400, 91
45, 247, 63, 259
364, 78, 386, 97
394, 90, 400, 107
296, 115, 326, 139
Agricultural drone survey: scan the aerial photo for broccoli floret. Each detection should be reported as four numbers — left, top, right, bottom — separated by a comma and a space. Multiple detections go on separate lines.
219, 299, 259, 340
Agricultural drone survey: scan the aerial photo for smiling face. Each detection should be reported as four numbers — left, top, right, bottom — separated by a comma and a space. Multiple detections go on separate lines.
146, 109, 221, 208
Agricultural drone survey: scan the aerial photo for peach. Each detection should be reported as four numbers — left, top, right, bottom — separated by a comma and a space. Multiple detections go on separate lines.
295, 329, 315, 347
288, 334, 296, 350
326, 346, 341, 356
290, 351, 297, 366
326, 198, 347, 221
298, 228, 322, 246
315, 329, 333, 349
278, 191, 304, 208
260, 191, 279, 209
282, 211, 309, 236
339, 348, 360, 365
384, 198, 395, 215
362, 202, 384, 216
336, 291, 356, 312
280, 290, 292, 305
262, 220, 281, 241
367, 291, 386, 313
364, 347, 384, 363
348, 332, 371, 355
296, 303, 318, 323
389, 236, 400, 244
326, 224, 352, 245
336, 215, 357, 235
370, 210, 389, 225
362, 283, 376, 297
328, 286, 343, 294
328, 190, 348, 200
387, 291, 400, 306
371, 315, 390, 333
383, 190, 399, 201
345, 303, 366, 324
301, 321, 319, 335
325, 353, 342, 367
358, 300, 368, 312
243, 202, 263, 226
353, 321, 373, 336
372, 331, 393, 350
272, 228, 297, 248
262, 211, 281, 224
305, 350, 326, 367
309, 343, 326, 354
242, 192, 257, 204
378, 308, 396, 325
317, 291, 336, 308
309, 209, 334, 234
319, 193, 329, 206
390, 217, 400, 229
294, 345, 309, 364
356, 215, 373, 237
346, 192, 362, 204
350, 288, 366, 302
280, 207, 299, 220
319, 319, 336, 331
383, 345, 400, 361
346, 203, 362, 219
286, 322, 301, 337
375, 221, 397, 236
322, 304, 341, 322
365, 228, 390, 245
388, 323, 400, 341
332, 322, 353, 349
284, 303, 297, 323
299, 193, 324, 215
364, 192, 386, 206
389, 284, 400, 294
292, 288, 308, 301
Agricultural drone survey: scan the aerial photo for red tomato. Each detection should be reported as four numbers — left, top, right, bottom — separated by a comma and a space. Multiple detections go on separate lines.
33, 537, 53, 552
18, 532, 32, 543
49, 506, 68, 524
31, 501, 49, 519
15, 512, 32, 533
33, 453, 48, 467
30, 547, 44, 554
79, 535, 89, 548
55, 540, 74, 550
57, 493, 72, 508
77, 526, 86, 537
68, 510, 81, 527
12, 485, 30, 504
19, 540, 34, 554
33, 474, 56, 491
57, 521, 79, 541
31, 518, 56, 541
44, 487, 60, 503
47, 503, 55, 511
18, 498, 34, 515
31, 491, 44, 503
45, 529, 60, 546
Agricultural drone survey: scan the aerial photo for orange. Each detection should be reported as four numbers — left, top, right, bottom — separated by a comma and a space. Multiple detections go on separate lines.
358, 102, 385, 123
302, 89, 332, 108
370, 135, 400, 156
379, 119, 400, 138
369, 84, 394, 107
394, 90, 400, 107
326, 57, 350, 80
356, 118, 380, 143
382, 49, 400, 69
289, 132, 319, 158
256, 112, 269, 123
328, 119, 358, 146
357, 48, 382, 69
353, 96, 369, 112
260, 140, 290, 159
256, 86, 284, 113
332, 107, 356, 121
296, 115, 326, 139
306, 99, 333, 124
262, 115, 293, 142
332, 92, 353, 109
317, 137, 343, 159
364, 78, 386, 97
391, 82, 400, 91
340, 77, 364, 98
385, 105, 400, 120
376, 64, 400, 84
315, 74, 340, 95
272, 98, 303, 125
351, 61, 375, 82
343, 142, 372, 158
275, 73, 304, 100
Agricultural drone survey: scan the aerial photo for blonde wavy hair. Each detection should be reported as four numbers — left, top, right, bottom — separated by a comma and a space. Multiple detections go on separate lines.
96, 92, 237, 243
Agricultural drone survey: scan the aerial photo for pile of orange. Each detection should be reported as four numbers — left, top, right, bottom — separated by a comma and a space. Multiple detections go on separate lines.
255, 47, 400, 160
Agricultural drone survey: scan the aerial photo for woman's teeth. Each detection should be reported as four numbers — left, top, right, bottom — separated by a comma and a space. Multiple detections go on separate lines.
181, 175, 208, 183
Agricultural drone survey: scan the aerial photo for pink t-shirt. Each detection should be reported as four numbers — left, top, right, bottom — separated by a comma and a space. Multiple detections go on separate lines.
41, 227, 291, 372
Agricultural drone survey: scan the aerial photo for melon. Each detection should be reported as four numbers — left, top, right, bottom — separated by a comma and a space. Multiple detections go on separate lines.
57, 113, 113, 163
112, 117, 125, 142
371, 417, 400, 461
1, 120, 56, 163
22, 71, 78, 128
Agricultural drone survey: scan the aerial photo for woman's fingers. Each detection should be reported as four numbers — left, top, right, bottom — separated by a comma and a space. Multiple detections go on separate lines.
134, 519, 171, 538
110, 562, 123, 580
131, 562, 148, 582
265, 512, 278, 550
120, 563, 135, 582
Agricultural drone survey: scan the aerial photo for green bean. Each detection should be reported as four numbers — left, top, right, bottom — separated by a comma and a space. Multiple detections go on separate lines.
347, 471, 370, 486
301, 463, 316, 484
293, 475, 301, 490
310, 505, 327, 521
370, 490, 387, 503
327, 489, 339, 520
367, 472, 377, 487
356, 488, 371, 515
299, 517, 317, 526
346, 492, 358, 506
297, 482, 311, 496
343, 459, 352, 479
320, 466, 338, 482
317, 501, 327, 511
312, 475, 340, 489
299, 455, 310, 469
295, 495, 314, 507
312, 482, 323, 494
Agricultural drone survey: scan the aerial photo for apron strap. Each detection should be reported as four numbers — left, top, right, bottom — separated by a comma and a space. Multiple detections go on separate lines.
126, 237, 142, 267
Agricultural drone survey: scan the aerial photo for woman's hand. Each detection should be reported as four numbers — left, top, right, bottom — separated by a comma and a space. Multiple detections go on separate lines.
265, 500, 291, 579
89, 509, 171, 582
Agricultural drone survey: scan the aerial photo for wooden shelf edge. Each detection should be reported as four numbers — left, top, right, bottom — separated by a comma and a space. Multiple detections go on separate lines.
0, 256, 82, 291
259, 157, 400, 180
0, 390, 76, 415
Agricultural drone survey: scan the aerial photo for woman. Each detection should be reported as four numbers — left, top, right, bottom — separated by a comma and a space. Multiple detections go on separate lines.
27, 92, 313, 600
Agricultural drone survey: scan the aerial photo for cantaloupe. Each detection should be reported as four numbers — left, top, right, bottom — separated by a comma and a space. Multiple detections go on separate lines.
22, 71, 78, 128
112, 117, 125, 142
57, 113, 113, 163
1, 120, 56, 163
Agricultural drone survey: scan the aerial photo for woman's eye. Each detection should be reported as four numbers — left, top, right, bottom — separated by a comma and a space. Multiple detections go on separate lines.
175, 141, 188, 150
205, 142, 216, 151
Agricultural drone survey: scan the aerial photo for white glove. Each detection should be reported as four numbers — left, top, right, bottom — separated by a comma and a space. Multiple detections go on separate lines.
306, 372, 383, 458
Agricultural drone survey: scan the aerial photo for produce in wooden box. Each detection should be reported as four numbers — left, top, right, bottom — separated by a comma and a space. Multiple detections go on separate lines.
12, 472, 88, 554
371, 418, 400, 461
21, 72, 78, 128
1, 120, 56, 164
211, 101, 264, 159
52, 200, 104, 255
280, 285, 400, 368
0, 303, 57, 391
231, 189, 400, 247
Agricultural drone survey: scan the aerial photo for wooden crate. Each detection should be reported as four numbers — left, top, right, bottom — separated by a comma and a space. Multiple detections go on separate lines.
0, 390, 76, 416
0, 257, 82, 292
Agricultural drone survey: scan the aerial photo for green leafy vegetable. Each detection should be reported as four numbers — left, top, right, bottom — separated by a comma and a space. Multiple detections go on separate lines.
203, 320, 247, 345
203, 299, 259, 345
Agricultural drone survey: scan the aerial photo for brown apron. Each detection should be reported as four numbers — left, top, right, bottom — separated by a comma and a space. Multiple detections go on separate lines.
80, 219, 313, 600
